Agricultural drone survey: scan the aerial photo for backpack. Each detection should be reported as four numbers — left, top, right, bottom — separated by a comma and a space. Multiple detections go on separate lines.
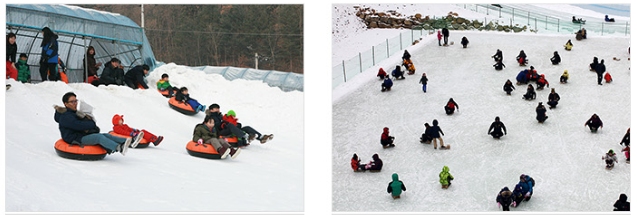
529, 177, 535, 187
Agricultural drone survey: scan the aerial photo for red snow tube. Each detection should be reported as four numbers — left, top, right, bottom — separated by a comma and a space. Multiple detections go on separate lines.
168, 97, 197, 115
158, 89, 171, 98
185, 141, 221, 159
54, 139, 107, 160
108, 131, 150, 148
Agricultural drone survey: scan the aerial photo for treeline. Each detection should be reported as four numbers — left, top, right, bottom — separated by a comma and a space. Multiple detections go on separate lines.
75, 5, 303, 74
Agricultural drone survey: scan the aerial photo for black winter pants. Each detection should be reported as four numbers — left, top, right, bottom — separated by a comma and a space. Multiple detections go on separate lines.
39, 62, 57, 81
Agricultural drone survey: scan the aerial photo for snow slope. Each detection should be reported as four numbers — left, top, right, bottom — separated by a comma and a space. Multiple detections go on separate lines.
4, 63, 303, 212
332, 27, 631, 212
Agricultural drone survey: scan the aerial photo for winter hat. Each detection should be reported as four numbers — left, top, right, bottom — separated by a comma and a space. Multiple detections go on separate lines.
620, 193, 628, 201
530, 66, 534, 70
210, 103, 220, 110
519, 174, 526, 180
563, 70, 568, 74
433, 119, 439, 126
609, 149, 615, 154
227, 110, 236, 117
112, 114, 123, 125
383, 127, 389, 132
495, 116, 500, 121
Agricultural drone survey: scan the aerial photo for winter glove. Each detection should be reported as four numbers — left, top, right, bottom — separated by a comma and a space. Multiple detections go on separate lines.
525, 192, 530, 198
197, 139, 203, 145
497, 202, 501, 208
512, 201, 517, 207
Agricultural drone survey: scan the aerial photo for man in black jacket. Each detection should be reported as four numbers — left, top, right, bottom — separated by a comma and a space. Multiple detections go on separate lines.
595, 59, 606, 85
99, 58, 125, 86
442, 28, 450, 45
488, 116, 507, 138
124, 64, 150, 89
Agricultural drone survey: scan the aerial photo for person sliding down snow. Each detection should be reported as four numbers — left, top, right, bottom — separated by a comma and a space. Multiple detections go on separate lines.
516, 50, 528, 66
493, 60, 505, 70
222, 110, 273, 144
550, 51, 561, 65
503, 79, 515, 95
603, 149, 618, 169
605, 15, 615, 22
560, 70, 569, 83
112, 114, 163, 146
439, 166, 454, 189
365, 153, 383, 171
193, 115, 240, 159
391, 65, 405, 80
492, 49, 503, 62
536, 74, 549, 90
381, 76, 393, 92
585, 113, 603, 132
386, 173, 407, 199
488, 116, 507, 139
403, 59, 416, 75
564, 39, 573, 51
516, 70, 529, 85
605, 72, 613, 83
517, 174, 534, 201
547, 88, 560, 109
496, 187, 515, 211
444, 98, 459, 115
351, 153, 365, 172
420, 123, 433, 144
377, 67, 387, 80
511, 184, 525, 207
523, 84, 536, 100
380, 127, 395, 148
535, 102, 548, 123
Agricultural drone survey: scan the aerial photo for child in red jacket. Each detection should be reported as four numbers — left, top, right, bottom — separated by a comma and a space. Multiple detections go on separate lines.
112, 114, 163, 146
222, 110, 273, 144
604, 73, 613, 83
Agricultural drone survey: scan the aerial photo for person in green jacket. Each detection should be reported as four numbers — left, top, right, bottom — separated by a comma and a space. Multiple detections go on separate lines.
193, 115, 240, 159
16, 53, 30, 83
439, 166, 454, 189
157, 73, 179, 97
386, 173, 406, 199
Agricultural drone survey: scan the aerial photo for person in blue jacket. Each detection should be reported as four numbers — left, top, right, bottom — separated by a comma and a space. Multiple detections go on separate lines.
39, 27, 59, 81
391, 65, 405, 80
516, 70, 529, 85
517, 174, 534, 201
381, 76, 393, 92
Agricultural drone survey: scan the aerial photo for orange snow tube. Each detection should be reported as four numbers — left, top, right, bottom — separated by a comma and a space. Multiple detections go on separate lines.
185, 141, 221, 159
54, 139, 107, 160
168, 97, 197, 115
220, 136, 239, 147
108, 131, 150, 148
158, 89, 171, 98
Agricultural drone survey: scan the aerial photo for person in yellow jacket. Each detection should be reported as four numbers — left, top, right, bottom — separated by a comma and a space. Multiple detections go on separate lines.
564, 39, 573, 51
439, 166, 454, 189
560, 70, 569, 83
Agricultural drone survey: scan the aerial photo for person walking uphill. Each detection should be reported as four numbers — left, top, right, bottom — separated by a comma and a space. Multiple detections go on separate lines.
437, 30, 442, 46
442, 28, 450, 46
39, 27, 59, 81
54, 92, 143, 156
496, 187, 515, 211
439, 166, 454, 189
595, 59, 606, 85
386, 173, 407, 199
124, 64, 151, 89
419, 73, 428, 93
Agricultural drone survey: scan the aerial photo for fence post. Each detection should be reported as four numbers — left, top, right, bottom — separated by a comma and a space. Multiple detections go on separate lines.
342, 60, 346, 83
545, 16, 547, 30
512, 8, 515, 21
386, 38, 389, 59
400, 32, 403, 50
602, 22, 604, 36
476, 5, 478, 12
510, 18, 512, 32
626, 22, 629, 36
359, 52, 362, 73
557, 19, 559, 32
534, 18, 537, 32
372, 46, 375, 65
411, 29, 413, 45
499, 7, 501, 18
527, 11, 530, 25
487, 5, 489, 15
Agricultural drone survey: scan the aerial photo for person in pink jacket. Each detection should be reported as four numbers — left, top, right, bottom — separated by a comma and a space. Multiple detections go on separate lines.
437, 30, 442, 46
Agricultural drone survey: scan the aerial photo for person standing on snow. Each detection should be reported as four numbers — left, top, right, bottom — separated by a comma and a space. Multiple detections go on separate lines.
386, 173, 407, 199
589, 57, 599, 71
488, 116, 507, 139
496, 186, 515, 211
441, 28, 450, 46
419, 72, 428, 93
512, 184, 525, 207
437, 30, 443, 46
595, 59, 606, 85
430, 119, 446, 149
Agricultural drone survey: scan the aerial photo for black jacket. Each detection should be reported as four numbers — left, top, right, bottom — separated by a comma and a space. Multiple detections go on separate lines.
419, 76, 428, 85
494, 61, 505, 70
461, 37, 469, 45
6, 41, 17, 63
496, 188, 514, 206
402, 50, 411, 60
548, 93, 560, 102
551, 53, 561, 64
489, 121, 507, 134
442, 28, 449, 37
54, 107, 99, 144
595, 63, 606, 75
101, 62, 125, 85
614, 195, 630, 211
536, 106, 547, 119
503, 82, 515, 91
368, 154, 383, 170
124, 65, 149, 89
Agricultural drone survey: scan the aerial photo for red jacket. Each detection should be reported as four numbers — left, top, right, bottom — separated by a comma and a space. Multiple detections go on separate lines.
351, 158, 359, 171
381, 127, 390, 140
604, 73, 613, 82
112, 114, 136, 136
377, 68, 387, 77
222, 114, 239, 126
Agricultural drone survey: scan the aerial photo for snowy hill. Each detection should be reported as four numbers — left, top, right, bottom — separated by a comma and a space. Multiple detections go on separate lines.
4, 63, 303, 212
332, 4, 631, 213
